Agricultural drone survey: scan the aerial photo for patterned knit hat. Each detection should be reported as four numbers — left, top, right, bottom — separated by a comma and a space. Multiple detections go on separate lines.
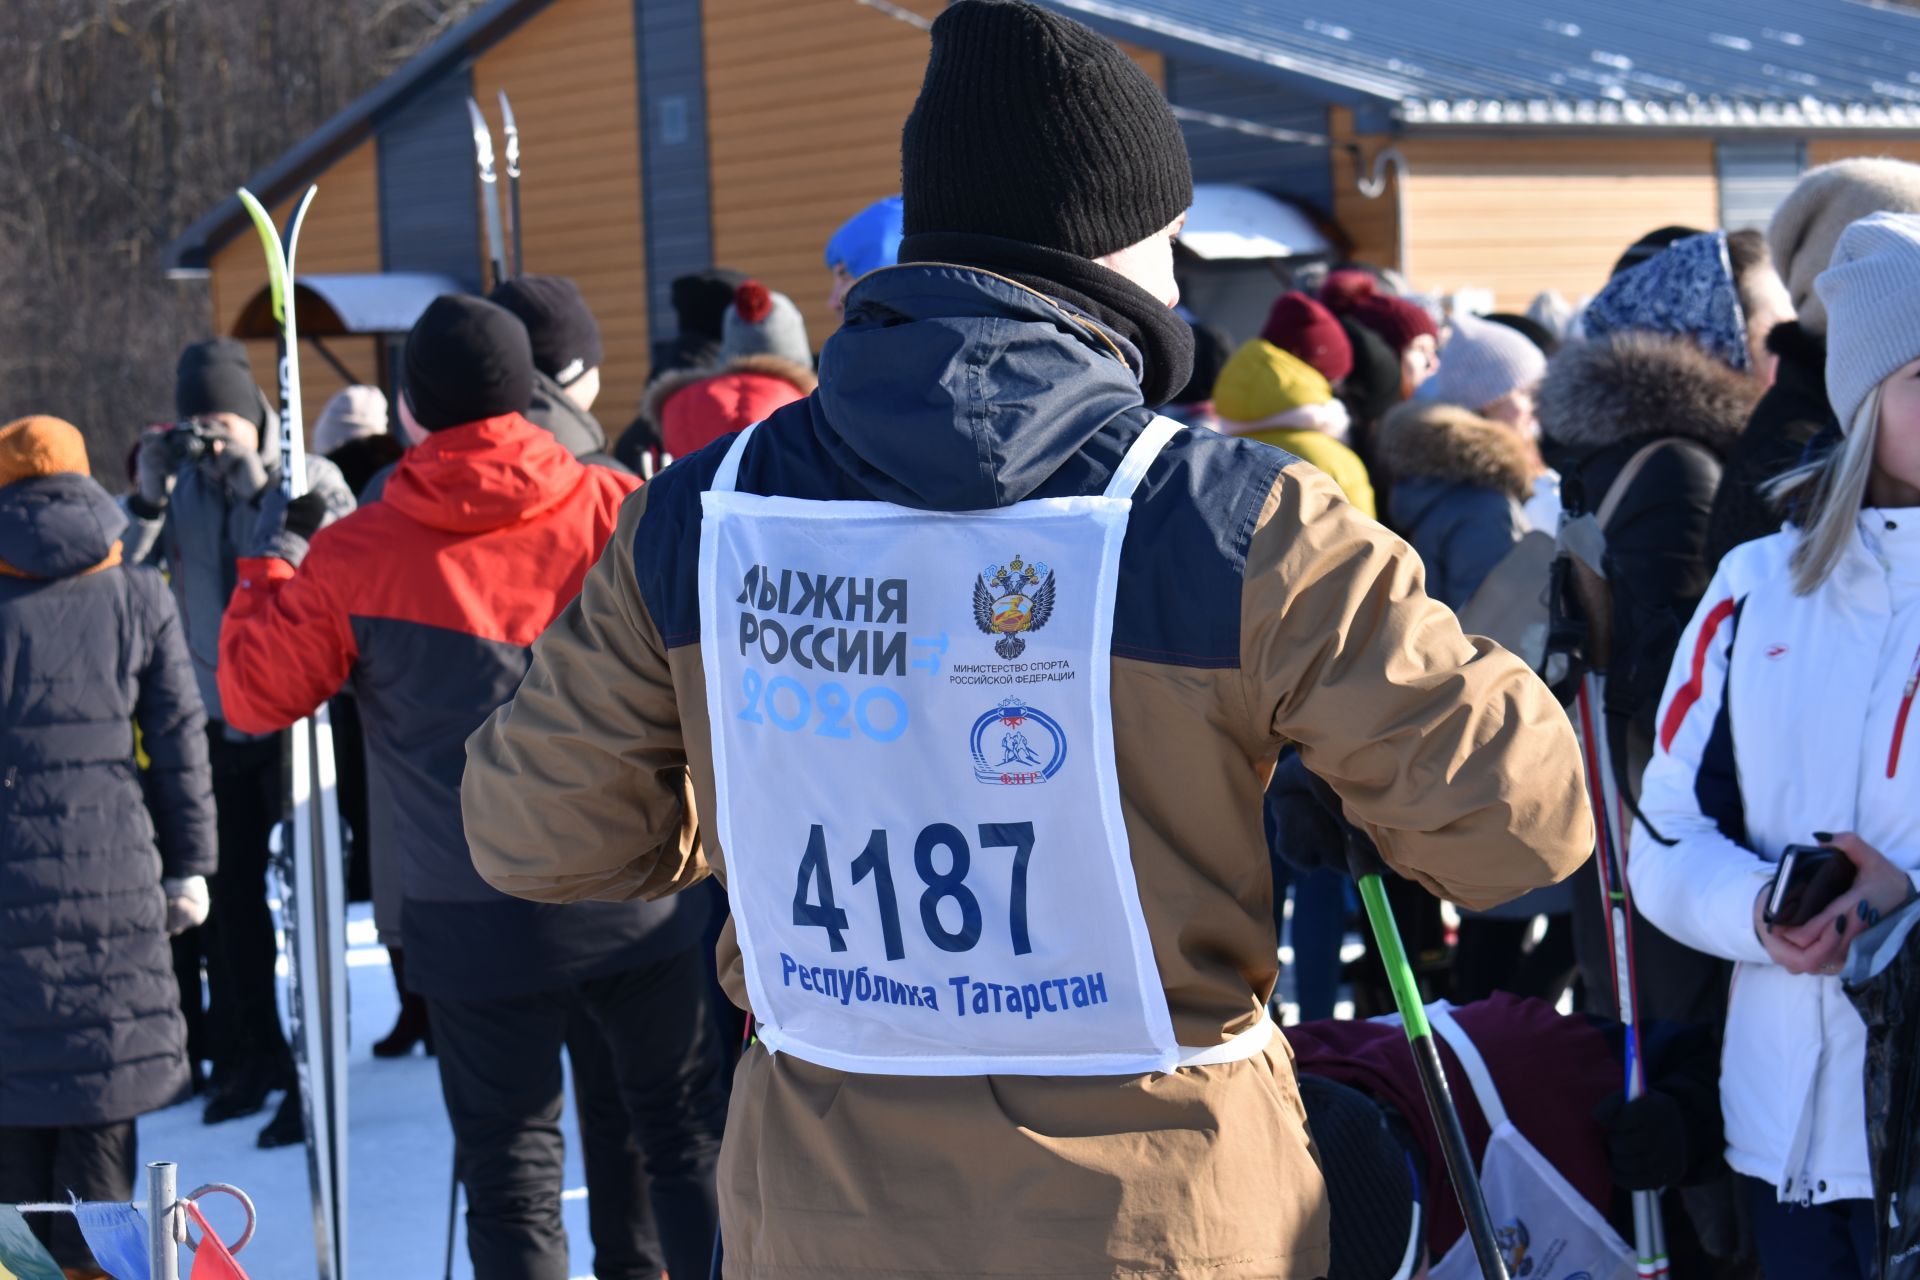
1582, 231, 1750, 372
1418, 313, 1548, 413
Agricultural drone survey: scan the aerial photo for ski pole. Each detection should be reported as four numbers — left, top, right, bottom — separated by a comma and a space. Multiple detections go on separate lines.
1358, 873, 1511, 1280
465, 97, 509, 291
444, 1156, 459, 1280
498, 91, 523, 276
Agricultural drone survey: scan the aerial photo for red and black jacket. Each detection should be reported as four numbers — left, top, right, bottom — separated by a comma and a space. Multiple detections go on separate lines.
218, 414, 704, 998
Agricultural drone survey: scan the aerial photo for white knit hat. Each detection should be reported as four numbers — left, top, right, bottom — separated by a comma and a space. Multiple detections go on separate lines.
1770, 158, 1920, 336
1417, 312, 1547, 414
312, 385, 389, 456
1817, 211, 1920, 432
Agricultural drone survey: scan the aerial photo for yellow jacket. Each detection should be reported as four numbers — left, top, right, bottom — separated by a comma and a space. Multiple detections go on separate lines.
1244, 427, 1376, 520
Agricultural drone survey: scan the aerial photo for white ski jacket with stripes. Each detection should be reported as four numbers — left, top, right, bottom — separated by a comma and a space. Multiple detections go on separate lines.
1631, 513, 1920, 1206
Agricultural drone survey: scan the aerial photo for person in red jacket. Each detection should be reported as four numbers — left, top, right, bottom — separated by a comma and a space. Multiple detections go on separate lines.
216, 295, 727, 1280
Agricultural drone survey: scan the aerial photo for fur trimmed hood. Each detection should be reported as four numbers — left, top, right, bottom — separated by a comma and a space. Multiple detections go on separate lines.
1537, 331, 1761, 454
1376, 400, 1534, 502
643, 353, 817, 428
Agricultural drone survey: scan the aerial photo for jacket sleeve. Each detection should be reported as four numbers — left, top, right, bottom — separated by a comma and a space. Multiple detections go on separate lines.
215, 534, 359, 736
1603, 443, 1722, 759
1437, 487, 1523, 609
464, 486, 706, 903
1627, 570, 1772, 964
133, 570, 218, 879
119, 495, 167, 567
1244, 462, 1593, 910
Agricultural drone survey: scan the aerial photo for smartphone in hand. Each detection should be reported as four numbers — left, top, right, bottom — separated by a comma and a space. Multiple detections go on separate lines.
1764, 844, 1858, 928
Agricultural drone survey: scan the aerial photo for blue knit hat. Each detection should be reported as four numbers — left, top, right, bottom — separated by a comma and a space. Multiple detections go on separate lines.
1582, 231, 1750, 373
825, 196, 904, 279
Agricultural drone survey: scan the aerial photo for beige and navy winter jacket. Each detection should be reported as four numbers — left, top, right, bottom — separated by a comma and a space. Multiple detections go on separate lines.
463, 264, 1593, 1280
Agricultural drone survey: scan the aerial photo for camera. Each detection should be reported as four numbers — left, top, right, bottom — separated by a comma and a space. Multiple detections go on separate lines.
162, 418, 226, 464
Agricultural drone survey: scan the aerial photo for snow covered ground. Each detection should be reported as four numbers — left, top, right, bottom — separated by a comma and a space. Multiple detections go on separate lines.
139, 905, 602, 1280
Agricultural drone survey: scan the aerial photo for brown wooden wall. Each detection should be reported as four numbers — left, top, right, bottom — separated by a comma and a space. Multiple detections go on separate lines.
701, 0, 1165, 350
1808, 138, 1920, 168
209, 139, 383, 438
1396, 135, 1720, 310
472, 0, 651, 424
1328, 107, 1401, 274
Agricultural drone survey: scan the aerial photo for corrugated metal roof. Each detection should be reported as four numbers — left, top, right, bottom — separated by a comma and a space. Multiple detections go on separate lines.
1045, 0, 1920, 128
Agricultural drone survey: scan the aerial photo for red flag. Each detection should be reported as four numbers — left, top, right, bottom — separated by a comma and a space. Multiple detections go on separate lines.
185, 1203, 250, 1280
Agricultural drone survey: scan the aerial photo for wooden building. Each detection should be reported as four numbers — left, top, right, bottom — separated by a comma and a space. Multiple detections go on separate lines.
166, 0, 1920, 423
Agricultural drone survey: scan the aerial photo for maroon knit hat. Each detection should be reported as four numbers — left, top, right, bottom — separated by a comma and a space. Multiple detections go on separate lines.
1261, 292, 1354, 385
1349, 295, 1438, 355
1318, 269, 1381, 316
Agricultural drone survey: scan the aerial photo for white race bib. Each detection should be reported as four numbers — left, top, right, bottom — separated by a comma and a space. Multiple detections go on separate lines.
698, 419, 1266, 1075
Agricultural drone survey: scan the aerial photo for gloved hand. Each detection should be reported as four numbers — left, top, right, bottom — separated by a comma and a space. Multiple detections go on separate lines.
162, 875, 210, 935
1265, 749, 1387, 880
248, 488, 333, 566
1594, 1089, 1689, 1191
134, 429, 178, 514
209, 431, 270, 501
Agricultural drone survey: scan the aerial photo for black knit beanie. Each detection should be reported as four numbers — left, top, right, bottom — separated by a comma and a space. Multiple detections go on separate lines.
175, 338, 265, 428
402, 295, 534, 432
901, 0, 1192, 260
672, 268, 751, 342
488, 275, 604, 387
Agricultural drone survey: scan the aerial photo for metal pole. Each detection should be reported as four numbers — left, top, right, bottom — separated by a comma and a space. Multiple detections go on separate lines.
148, 1162, 179, 1280
1359, 874, 1510, 1280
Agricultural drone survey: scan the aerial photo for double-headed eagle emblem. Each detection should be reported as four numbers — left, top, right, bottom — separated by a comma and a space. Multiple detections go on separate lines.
972, 555, 1056, 660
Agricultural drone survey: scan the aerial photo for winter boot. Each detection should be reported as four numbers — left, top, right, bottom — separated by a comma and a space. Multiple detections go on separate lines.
373, 946, 432, 1058
257, 1088, 304, 1149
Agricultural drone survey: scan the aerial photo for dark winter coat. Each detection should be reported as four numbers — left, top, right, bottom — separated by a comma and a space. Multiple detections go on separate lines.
1537, 332, 1760, 1030
216, 415, 704, 1000
0, 474, 216, 1126
526, 369, 632, 475
1538, 332, 1761, 779
1705, 320, 1832, 568
121, 444, 354, 727
325, 434, 406, 498
1377, 400, 1534, 609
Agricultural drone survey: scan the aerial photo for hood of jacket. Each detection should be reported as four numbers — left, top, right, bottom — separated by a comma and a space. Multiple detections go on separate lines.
382, 414, 587, 535
0, 473, 128, 580
1538, 331, 1761, 455
812, 264, 1149, 510
643, 354, 818, 430
1377, 400, 1535, 503
525, 370, 611, 460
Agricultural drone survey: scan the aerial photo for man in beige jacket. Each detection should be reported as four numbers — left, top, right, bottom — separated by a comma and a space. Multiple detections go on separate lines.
464, 3, 1591, 1276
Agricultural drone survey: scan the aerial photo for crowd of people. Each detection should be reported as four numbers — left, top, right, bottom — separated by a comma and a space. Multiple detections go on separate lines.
2, 2, 1918, 1278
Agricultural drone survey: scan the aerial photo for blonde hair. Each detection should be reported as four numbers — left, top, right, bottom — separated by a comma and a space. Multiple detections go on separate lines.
1764, 384, 1882, 594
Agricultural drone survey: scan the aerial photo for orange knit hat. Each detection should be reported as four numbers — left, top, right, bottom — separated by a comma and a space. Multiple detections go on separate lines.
0, 416, 91, 487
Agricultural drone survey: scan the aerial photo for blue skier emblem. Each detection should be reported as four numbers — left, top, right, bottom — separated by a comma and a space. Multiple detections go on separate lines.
970, 698, 1068, 785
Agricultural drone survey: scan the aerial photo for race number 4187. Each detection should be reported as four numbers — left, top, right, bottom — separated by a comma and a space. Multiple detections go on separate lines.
793, 822, 1036, 960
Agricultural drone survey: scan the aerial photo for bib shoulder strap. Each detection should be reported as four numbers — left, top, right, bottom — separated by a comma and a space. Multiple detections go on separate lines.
708, 422, 762, 495
1424, 1003, 1511, 1129
1102, 415, 1185, 501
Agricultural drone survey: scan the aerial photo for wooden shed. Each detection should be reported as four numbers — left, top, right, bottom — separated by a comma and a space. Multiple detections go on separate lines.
166, 0, 1920, 425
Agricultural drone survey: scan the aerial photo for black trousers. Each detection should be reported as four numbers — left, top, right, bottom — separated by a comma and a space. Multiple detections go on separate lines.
429, 944, 727, 1280
202, 727, 292, 1081
565, 1002, 662, 1279
0, 1121, 136, 1268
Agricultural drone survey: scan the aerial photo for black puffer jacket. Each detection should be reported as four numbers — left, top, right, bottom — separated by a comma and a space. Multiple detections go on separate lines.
0, 473, 215, 1126
1539, 333, 1761, 784
1704, 320, 1832, 568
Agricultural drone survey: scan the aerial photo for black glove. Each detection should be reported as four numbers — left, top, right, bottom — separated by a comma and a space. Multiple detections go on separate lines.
1594, 1089, 1689, 1191
285, 492, 329, 542
1265, 749, 1386, 880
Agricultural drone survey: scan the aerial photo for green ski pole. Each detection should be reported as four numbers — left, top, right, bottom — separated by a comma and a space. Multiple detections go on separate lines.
1358, 873, 1510, 1280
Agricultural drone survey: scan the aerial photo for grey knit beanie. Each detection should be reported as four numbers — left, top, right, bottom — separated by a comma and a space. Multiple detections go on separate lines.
1418, 312, 1547, 414
721, 280, 812, 366
312, 385, 389, 456
1816, 211, 1920, 432
1771, 159, 1920, 336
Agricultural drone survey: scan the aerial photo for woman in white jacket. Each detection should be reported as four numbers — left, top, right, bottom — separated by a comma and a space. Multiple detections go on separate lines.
1631, 210, 1920, 1278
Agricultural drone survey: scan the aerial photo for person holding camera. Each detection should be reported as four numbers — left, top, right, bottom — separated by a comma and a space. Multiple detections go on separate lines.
122, 338, 354, 1140
1630, 211, 1920, 1279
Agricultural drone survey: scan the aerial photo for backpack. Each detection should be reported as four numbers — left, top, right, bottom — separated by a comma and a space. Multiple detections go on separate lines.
1456, 439, 1671, 692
